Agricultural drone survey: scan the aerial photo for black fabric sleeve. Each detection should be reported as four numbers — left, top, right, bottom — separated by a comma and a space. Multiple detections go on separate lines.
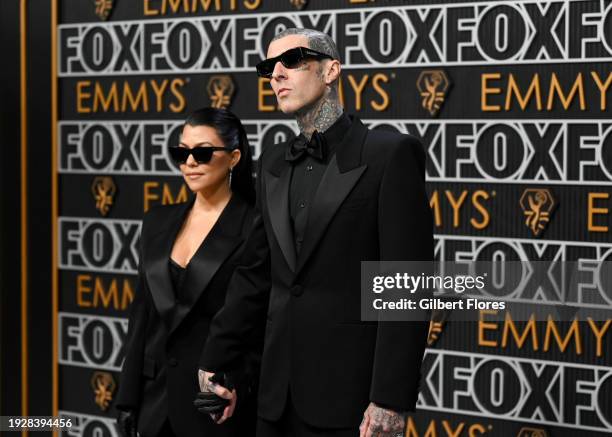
369, 136, 434, 412
199, 156, 271, 372
115, 223, 150, 411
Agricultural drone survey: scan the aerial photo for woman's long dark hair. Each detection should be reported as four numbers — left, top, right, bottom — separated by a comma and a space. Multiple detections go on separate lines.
182, 107, 255, 205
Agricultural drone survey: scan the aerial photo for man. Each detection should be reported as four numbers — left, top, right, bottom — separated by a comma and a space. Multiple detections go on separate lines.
198, 28, 433, 437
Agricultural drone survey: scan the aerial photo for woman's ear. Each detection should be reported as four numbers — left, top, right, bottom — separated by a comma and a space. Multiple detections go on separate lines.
230, 149, 241, 169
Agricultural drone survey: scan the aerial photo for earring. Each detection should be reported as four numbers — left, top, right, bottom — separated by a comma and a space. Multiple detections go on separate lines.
228, 167, 233, 187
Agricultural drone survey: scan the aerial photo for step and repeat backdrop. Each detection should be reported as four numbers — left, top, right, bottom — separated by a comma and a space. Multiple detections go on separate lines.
54, 0, 612, 436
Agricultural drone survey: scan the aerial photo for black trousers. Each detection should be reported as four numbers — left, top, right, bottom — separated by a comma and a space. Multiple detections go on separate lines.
256, 392, 358, 437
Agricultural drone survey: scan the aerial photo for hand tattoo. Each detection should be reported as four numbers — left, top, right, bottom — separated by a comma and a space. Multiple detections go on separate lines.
198, 370, 216, 393
364, 402, 406, 436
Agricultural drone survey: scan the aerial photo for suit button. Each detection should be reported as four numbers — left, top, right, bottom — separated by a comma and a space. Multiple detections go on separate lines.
168, 358, 178, 367
291, 285, 303, 296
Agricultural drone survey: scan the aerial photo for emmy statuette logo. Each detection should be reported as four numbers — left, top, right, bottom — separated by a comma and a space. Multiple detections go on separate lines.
94, 0, 114, 20
417, 70, 450, 116
517, 428, 548, 437
91, 176, 117, 216
91, 371, 116, 411
520, 189, 556, 236
290, 0, 308, 10
207, 75, 236, 109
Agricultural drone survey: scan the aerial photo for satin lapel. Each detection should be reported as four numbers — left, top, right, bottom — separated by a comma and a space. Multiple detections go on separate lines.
143, 199, 193, 330
265, 164, 297, 272
168, 197, 245, 334
295, 156, 367, 274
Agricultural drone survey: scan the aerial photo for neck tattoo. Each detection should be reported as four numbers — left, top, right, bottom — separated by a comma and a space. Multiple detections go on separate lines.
296, 87, 343, 140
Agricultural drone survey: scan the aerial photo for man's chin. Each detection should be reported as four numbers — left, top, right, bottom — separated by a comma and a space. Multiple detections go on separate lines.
277, 99, 304, 115
278, 103, 297, 114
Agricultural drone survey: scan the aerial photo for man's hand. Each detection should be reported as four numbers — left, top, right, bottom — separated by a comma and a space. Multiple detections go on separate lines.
197, 370, 237, 424
359, 402, 406, 437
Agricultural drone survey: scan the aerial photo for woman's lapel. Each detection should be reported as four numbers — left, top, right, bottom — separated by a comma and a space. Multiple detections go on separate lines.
167, 195, 246, 334
143, 197, 194, 330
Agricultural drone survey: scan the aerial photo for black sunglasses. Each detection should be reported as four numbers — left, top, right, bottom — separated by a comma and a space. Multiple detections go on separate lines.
256, 46, 333, 78
169, 145, 233, 164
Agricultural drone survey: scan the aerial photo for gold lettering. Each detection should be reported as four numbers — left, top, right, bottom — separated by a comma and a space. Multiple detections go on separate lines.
162, 0, 189, 14
501, 312, 538, 350
94, 278, 120, 309
504, 73, 542, 110
481, 73, 501, 111
243, 0, 260, 10
478, 310, 499, 347
144, 181, 189, 211
471, 190, 490, 230
150, 79, 169, 112
591, 71, 612, 110
76, 81, 92, 113
121, 81, 149, 112
94, 81, 119, 112
77, 275, 134, 310
442, 421, 464, 437
429, 191, 442, 228
149, 0, 260, 15
122, 280, 134, 309
406, 417, 437, 437
588, 192, 609, 232
143, 181, 160, 212
169, 78, 186, 112
445, 190, 468, 228
544, 317, 582, 354
468, 424, 487, 437
587, 318, 611, 358
163, 183, 189, 204
547, 72, 585, 110
347, 74, 369, 111
405, 417, 419, 437
143, 0, 159, 15
258, 78, 276, 112
76, 275, 93, 307
77, 80, 184, 113
371, 73, 390, 111
198, 0, 222, 11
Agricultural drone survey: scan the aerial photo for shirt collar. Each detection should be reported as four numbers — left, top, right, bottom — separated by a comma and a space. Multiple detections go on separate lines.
319, 112, 351, 149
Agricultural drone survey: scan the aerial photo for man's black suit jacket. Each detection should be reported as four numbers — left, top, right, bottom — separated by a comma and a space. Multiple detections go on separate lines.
201, 116, 434, 428
115, 194, 260, 437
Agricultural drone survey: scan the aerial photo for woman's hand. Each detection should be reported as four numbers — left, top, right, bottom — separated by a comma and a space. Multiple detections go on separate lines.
196, 370, 238, 424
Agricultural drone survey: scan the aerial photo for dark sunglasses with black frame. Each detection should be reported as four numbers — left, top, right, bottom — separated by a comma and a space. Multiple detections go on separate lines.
169, 144, 233, 165
256, 46, 334, 78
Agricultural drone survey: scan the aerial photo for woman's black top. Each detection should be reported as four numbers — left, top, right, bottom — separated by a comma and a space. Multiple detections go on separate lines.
168, 257, 187, 301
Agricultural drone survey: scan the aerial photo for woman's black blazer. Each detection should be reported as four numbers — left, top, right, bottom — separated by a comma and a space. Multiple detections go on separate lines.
115, 194, 260, 437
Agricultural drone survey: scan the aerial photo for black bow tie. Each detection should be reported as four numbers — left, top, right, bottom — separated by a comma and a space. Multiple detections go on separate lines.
285, 131, 326, 163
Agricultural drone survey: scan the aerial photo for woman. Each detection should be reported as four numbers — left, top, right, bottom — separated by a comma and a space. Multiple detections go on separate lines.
115, 107, 260, 437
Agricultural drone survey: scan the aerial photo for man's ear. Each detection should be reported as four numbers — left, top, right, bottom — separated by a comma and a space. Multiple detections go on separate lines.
325, 59, 341, 85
